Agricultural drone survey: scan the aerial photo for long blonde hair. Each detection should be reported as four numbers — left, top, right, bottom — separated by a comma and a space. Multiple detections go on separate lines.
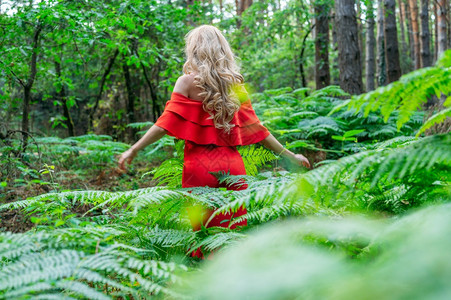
183, 25, 244, 133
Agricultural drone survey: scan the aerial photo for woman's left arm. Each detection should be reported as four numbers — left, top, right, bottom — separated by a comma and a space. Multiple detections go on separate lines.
118, 125, 167, 171
260, 134, 311, 168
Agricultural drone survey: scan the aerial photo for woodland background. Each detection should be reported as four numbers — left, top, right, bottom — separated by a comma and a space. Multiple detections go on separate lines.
0, 0, 450, 299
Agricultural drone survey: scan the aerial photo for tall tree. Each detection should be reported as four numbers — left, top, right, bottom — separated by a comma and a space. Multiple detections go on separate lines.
366, 3, 376, 91
377, 0, 387, 86
384, 0, 402, 82
398, 0, 408, 64
314, 1, 330, 89
55, 56, 75, 136
236, 0, 253, 28
356, 2, 365, 74
434, 2, 438, 61
334, 0, 363, 94
405, 0, 415, 65
419, 0, 431, 67
408, 0, 421, 69
436, 0, 448, 57
122, 62, 136, 126
21, 24, 42, 147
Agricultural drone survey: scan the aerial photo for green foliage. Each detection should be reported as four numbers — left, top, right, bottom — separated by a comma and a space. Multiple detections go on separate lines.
1, 29, 450, 299
180, 204, 451, 300
0, 230, 187, 299
238, 145, 277, 176
342, 50, 451, 132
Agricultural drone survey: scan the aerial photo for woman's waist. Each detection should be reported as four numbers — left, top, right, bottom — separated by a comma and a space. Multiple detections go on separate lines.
183, 140, 241, 161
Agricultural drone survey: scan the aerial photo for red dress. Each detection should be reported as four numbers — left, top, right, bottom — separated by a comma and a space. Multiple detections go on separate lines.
154, 92, 270, 258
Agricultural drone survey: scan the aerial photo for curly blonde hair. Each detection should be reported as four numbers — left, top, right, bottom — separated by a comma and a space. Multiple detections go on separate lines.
183, 25, 244, 133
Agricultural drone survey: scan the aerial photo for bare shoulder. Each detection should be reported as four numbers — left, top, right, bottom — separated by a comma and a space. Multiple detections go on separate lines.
173, 74, 194, 97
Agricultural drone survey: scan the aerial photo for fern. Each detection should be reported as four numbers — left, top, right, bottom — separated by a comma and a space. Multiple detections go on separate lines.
417, 106, 451, 136
238, 145, 277, 176
343, 51, 451, 130
148, 158, 184, 188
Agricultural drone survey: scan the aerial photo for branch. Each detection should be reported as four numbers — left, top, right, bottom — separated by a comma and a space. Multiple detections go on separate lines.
0, 60, 26, 87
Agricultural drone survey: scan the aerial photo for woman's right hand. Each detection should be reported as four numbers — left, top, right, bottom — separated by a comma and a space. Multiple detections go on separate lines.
288, 153, 311, 169
118, 148, 138, 171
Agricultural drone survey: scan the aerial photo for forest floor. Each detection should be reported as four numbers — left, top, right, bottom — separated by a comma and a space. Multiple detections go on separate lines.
0, 161, 160, 233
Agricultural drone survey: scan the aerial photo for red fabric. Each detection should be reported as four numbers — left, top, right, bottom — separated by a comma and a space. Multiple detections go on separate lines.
154, 92, 270, 146
155, 92, 269, 259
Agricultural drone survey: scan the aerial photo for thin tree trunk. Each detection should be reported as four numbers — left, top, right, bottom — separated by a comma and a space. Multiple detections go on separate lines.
314, 3, 330, 89
335, 0, 363, 94
331, 10, 339, 85
419, 0, 431, 67
89, 48, 119, 130
122, 63, 136, 126
357, 2, 365, 78
21, 25, 42, 148
405, 0, 415, 65
366, 5, 376, 91
434, 1, 438, 61
377, 0, 387, 86
437, 0, 448, 57
141, 63, 159, 121
449, 1, 451, 49
398, 0, 408, 72
384, 0, 402, 83
55, 59, 75, 136
299, 24, 315, 88
408, 0, 421, 69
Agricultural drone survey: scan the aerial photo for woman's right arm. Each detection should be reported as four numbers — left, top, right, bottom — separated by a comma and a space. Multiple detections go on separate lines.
118, 125, 167, 171
260, 134, 311, 168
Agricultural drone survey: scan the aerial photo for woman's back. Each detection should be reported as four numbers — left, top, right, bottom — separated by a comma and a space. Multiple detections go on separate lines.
173, 73, 204, 101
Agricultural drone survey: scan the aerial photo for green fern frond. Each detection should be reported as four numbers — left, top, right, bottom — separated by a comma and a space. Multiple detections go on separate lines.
193, 231, 245, 253
416, 107, 451, 136
345, 52, 451, 130
238, 144, 277, 176
148, 158, 183, 188
126, 121, 154, 129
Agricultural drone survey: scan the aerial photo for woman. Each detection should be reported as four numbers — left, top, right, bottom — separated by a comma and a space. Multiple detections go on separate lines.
118, 25, 310, 258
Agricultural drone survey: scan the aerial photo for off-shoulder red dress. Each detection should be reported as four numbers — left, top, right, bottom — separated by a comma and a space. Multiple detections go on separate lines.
154, 92, 270, 258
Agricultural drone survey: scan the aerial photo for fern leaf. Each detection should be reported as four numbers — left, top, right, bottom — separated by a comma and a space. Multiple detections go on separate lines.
416, 107, 451, 136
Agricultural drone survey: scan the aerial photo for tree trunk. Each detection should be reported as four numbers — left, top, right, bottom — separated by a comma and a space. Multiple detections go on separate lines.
408, 0, 421, 69
434, 1, 438, 62
331, 10, 339, 85
55, 59, 75, 136
384, 0, 402, 83
437, 0, 448, 57
377, 0, 387, 86
405, 0, 415, 65
357, 2, 365, 77
236, 0, 253, 28
89, 48, 119, 130
398, 0, 408, 72
314, 3, 330, 89
366, 5, 376, 91
122, 63, 136, 126
334, 0, 363, 94
21, 25, 42, 148
299, 25, 314, 88
419, 0, 431, 67
449, 1, 451, 49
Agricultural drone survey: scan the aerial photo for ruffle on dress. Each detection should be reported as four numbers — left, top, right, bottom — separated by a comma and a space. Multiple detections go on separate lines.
154, 92, 270, 146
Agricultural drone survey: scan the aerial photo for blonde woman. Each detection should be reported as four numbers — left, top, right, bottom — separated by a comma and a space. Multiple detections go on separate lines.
118, 25, 310, 258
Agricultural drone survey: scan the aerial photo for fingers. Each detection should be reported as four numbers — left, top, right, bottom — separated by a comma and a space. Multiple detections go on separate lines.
118, 155, 126, 171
